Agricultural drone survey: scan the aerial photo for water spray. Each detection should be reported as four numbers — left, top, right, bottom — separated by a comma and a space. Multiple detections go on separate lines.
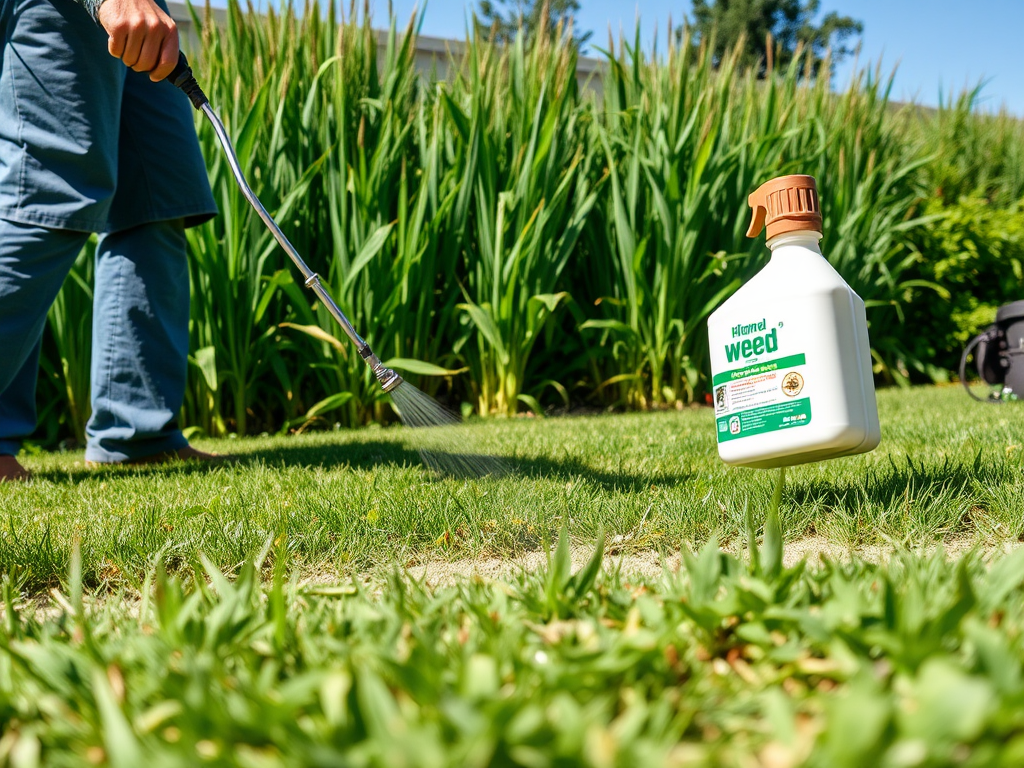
168, 53, 496, 474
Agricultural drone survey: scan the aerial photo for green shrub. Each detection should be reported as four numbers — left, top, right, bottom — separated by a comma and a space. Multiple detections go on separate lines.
907, 196, 1024, 375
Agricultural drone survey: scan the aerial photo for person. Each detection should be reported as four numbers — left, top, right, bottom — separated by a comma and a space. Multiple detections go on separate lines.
0, 0, 220, 481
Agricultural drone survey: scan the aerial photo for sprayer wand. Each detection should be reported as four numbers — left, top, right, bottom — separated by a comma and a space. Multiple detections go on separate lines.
167, 53, 403, 394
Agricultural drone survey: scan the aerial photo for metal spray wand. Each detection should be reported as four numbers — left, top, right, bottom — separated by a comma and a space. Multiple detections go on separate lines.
167, 53, 403, 394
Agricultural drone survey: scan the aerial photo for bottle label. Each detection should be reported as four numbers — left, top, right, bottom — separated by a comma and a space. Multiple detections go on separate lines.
712, 352, 812, 442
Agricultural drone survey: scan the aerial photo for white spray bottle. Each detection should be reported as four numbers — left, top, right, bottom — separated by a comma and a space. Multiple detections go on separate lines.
707, 174, 881, 468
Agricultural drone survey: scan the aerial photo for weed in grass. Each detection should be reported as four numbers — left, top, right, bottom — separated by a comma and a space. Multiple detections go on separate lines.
3, 528, 1024, 764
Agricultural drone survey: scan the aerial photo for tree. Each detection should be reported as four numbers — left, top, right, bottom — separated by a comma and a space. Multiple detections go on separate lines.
685, 0, 862, 76
477, 0, 592, 47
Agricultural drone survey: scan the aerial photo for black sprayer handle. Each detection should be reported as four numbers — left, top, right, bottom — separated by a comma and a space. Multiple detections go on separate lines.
168, 52, 209, 111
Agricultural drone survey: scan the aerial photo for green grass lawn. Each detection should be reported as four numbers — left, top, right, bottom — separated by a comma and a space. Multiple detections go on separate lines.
4, 385, 1024, 765
2, 385, 1023, 590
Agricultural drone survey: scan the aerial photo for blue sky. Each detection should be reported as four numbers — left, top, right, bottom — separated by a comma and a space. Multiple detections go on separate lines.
364, 0, 1024, 116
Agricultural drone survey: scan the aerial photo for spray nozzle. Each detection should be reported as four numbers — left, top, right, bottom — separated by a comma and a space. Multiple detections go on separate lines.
358, 348, 403, 393
746, 174, 823, 240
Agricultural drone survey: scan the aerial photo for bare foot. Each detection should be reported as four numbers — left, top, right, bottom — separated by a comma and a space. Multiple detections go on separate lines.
0, 456, 30, 482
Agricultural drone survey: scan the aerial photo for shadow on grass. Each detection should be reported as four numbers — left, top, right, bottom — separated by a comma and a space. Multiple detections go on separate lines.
787, 452, 1011, 518
245, 440, 694, 492
30, 437, 694, 493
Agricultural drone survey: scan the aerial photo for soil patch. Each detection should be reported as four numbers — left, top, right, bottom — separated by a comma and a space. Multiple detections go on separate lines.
406, 536, 1024, 589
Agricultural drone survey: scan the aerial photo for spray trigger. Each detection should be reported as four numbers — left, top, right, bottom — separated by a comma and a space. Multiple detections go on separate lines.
743, 175, 822, 242
746, 198, 768, 238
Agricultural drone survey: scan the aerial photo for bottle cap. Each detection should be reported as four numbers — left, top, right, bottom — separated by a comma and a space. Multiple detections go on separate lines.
746, 174, 823, 240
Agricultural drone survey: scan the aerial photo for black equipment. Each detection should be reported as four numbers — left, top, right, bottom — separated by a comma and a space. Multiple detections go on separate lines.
960, 301, 1024, 403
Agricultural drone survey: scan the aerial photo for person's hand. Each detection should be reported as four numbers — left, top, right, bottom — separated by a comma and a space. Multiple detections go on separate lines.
97, 0, 179, 82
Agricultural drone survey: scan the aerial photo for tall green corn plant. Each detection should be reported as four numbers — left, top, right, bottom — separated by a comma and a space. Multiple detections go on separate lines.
451, 19, 600, 416
925, 86, 1024, 208
584, 35, 781, 408
813, 68, 936, 384
184, 0, 326, 435
400, 91, 476, 388
285, 11, 466, 427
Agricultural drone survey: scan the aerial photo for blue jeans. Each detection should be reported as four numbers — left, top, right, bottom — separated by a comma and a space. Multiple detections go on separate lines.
0, 0, 216, 461
0, 0, 216, 231
0, 219, 191, 461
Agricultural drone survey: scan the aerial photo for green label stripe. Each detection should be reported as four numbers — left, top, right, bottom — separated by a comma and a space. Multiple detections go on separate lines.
716, 398, 812, 443
712, 353, 806, 386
